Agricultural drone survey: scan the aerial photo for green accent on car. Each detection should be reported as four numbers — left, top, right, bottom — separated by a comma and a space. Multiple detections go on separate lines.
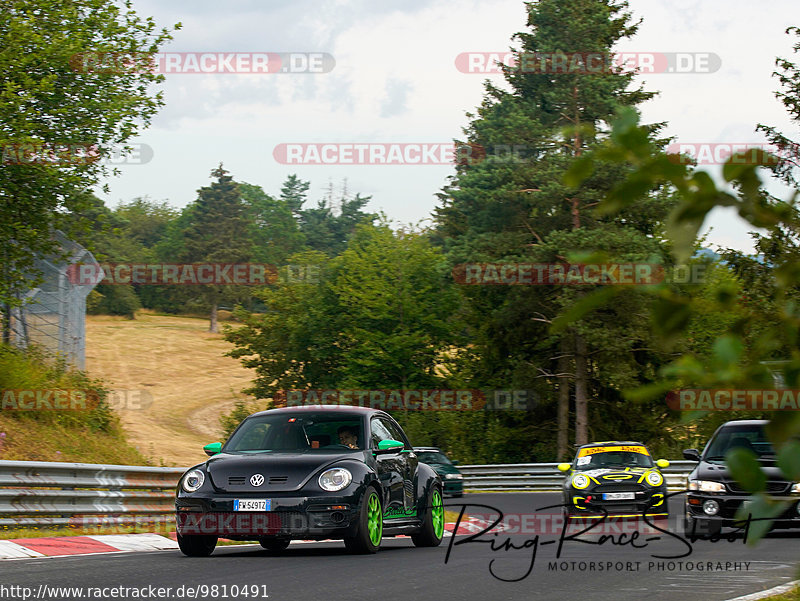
377, 439, 404, 451
367, 491, 382, 545
203, 442, 222, 456
383, 506, 417, 519
431, 489, 444, 538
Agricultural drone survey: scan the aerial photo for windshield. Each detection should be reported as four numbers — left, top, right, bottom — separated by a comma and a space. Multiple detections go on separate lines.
573, 445, 654, 470
703, 424, 775, 461
224, 413, 364, 453
417, 451, 452, 465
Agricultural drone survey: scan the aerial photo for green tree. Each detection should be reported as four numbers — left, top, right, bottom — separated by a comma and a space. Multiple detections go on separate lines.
0, 0, 178, 317
279, 174, 311, 216
240, 182, 304, 265
434, 0, 676, 454
180, 165, 253, 332
298, 183, 376, 256
225, 222, 459, 399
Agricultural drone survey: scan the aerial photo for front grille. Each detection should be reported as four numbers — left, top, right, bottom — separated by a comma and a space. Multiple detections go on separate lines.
227, 476, 288, 486
726, 481, 789, 494
593, 483, 646, 494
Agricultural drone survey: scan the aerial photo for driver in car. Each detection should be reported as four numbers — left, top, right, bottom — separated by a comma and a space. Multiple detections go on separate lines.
338, 425, 359, 449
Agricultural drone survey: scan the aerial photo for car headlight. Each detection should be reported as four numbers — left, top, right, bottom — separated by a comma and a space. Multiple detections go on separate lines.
318, 468, 353, 491
688, 480, 725, 493
572, 474, 590, 489
445, 474, 463, 480
792, 483, 800, 493
182, 469, 205, 493
646, 471, 663, 487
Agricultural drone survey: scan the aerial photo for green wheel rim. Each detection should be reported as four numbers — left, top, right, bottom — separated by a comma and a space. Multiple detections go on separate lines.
431, 489, 444, 539
367, 492, 382, 546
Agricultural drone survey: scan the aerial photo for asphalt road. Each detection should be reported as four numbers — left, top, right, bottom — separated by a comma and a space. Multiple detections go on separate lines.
3, 493, 798, 601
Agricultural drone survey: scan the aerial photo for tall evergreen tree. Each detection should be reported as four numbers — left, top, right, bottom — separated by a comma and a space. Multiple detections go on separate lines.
435, 0, 677, 452
279, 174, 311, 215
180, 165, 252, 332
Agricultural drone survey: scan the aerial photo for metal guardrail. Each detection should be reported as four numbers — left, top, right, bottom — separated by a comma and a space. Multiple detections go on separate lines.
0, 459, 693, 528
0, 460, 184, 529
458, 461, 694, 492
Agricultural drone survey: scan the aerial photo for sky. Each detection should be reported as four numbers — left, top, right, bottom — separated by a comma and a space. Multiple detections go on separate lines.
98, 0, 800, 253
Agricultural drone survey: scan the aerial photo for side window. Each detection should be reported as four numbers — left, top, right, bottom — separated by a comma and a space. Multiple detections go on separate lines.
379, 417, 410, 449
370, 418, 393, 449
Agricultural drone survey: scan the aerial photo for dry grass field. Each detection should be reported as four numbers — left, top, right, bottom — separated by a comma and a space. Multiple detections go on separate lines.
84, 313, 260, 466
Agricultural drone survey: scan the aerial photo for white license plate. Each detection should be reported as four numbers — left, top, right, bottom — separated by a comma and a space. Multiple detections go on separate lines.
233, 499, 271, 511
602, 492, 635, 501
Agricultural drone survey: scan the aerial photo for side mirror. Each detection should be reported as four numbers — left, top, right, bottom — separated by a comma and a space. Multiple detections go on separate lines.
656, 459, 670, 469
682, 449, 701, 462
375, 439, 404, 454
557, 463, 571, 472
451, 460, 460, 466
204, 442, 223, 456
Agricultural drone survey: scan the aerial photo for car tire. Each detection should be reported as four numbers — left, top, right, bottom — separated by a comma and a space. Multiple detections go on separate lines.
259, 537, 291, 552
684, 515, 721, 539
177, 533, 217, 557
412, 485, 445, 547
343, 485, 383, 554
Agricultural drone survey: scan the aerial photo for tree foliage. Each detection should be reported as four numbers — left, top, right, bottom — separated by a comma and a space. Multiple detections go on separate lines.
0, 0, 178, 307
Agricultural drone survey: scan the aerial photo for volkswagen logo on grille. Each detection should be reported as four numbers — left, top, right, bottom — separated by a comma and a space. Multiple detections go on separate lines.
250, 474, 265, 487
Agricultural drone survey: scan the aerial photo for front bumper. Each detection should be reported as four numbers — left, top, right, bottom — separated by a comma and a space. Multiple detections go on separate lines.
685, 494, 800, 528
567, 488, 669, 518
443, 479, 463, 496
176, 493, 360, 539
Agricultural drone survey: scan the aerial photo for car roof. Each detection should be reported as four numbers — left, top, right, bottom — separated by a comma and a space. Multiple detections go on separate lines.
577, 441, 647, 449
718, 419, 768, 426
248, 405, 390, 418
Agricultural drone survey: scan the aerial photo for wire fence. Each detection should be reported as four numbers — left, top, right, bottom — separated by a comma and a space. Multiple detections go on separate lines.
6, 231, 100, 369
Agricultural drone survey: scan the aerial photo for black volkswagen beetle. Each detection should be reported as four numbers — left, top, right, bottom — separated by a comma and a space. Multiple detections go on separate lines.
175, 406, 445, 556
558, 441, 670, 519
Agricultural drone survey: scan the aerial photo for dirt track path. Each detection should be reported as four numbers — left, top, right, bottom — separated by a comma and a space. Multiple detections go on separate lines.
84, 314, 258, 467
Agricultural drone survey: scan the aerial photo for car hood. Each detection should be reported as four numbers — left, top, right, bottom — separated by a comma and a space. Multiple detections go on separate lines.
693, 460, 787, 483
571, 467, 659, 485
205, 451, 361, 492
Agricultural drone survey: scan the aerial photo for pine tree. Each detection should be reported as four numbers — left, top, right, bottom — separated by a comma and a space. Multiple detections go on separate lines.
181, 165, 252, 332
435, 0, 677, 451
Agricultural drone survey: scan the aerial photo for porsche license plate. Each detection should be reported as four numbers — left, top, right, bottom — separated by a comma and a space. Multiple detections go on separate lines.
233, 499, 271, 511
602, 492, 635, 501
